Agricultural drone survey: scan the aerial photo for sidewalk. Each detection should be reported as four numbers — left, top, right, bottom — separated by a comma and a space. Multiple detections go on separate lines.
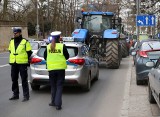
128, 64, 160, 117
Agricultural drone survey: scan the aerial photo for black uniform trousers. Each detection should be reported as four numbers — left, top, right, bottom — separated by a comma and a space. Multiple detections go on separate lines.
11, 64, 29, 98
49, 70, 65, 107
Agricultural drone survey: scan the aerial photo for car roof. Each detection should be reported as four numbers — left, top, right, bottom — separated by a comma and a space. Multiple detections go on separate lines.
140, 39, 159, 43
63, 42, 85, 47
40, 42, 86, 48
137, 39, 160, 47
30, 41, 43, 43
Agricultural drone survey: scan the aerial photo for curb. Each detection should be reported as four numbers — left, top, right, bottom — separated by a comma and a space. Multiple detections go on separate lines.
120, 56, 132, 117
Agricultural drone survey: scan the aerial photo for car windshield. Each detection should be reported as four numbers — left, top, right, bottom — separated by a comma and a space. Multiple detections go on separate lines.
30, 42, 39, 50
82, 15, 112, 32
141, 41, 160, 51
37, 46, 78, 58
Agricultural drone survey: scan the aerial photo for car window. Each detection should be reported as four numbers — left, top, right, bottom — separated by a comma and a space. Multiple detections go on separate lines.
141, 41, 160, 51
81, 46, 88, 55
37, 46, 78, 58
30, 42, 39, 50
37, 47, 46, 57
66, 46, 78, 58
84, 45, 89, 53
155, 59, 160, 68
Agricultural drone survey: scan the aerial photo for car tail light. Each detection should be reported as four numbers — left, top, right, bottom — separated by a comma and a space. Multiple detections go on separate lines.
139, 49, 160, 58
68, 58, 85, 65
30, 58, 42, 64
74, 31, 79, 34
139, 51, 148, 58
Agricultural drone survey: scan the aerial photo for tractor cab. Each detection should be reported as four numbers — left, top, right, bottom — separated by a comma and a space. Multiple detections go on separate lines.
76, 12, 121, 34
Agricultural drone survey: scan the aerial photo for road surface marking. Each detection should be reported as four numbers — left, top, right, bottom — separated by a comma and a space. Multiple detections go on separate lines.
0, 52, 9, 54
0, 57, 8, 58
0, 64, 9, 68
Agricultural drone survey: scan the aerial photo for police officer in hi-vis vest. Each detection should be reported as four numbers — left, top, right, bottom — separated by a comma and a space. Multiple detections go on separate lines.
8, 27, 32, 102
44, 31, 69, 110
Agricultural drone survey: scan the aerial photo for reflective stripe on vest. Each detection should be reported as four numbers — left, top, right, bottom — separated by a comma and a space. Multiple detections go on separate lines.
46, 43, 67, 71
9, 39, 28, 64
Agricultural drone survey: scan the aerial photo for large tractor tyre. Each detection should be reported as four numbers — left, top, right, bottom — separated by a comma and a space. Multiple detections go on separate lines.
121, 40, 128, 58
105, 40, 120, 69
118, 43, 122, 61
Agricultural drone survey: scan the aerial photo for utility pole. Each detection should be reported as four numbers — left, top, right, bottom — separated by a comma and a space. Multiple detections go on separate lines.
136, 0, 140, 43
87, 0, 89, 11
36, 0, 39, 40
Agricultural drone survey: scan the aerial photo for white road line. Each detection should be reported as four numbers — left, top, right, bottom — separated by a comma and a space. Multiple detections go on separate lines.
0, 64, 9, 68
0, 52, 9, 54
0, 57, 8, 58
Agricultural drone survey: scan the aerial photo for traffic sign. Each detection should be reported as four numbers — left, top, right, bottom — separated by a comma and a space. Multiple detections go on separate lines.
136, 15, 156, 26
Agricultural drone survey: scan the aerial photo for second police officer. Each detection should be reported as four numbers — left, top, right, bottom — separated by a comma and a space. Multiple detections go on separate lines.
44, 31, 69, 110
8, 27, 32, 102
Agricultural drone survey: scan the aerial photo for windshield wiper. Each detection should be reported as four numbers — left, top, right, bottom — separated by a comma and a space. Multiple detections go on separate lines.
148, 43, 153, 50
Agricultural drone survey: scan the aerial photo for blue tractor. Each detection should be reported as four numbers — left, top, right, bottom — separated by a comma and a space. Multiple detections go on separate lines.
72, 11, 123, 69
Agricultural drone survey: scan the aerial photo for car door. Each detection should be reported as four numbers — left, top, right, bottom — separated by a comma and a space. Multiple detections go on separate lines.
84, 45, 97, 78
155, 62, 160, 102
134, 43, 141, 66
81, 45, 95, 79
150, 60, 160, 101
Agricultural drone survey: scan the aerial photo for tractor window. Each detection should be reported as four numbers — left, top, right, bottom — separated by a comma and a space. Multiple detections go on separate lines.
83, 15, 112, 32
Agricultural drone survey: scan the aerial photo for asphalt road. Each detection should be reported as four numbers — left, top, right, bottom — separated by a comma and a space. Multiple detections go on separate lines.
0, 52, 131, 117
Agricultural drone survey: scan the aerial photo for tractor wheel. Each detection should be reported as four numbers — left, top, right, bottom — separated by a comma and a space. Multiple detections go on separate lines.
121, 40, 128, 58
105, 40, 120, 69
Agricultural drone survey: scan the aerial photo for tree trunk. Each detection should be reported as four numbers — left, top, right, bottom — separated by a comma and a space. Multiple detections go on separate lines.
3, 0, 8, 20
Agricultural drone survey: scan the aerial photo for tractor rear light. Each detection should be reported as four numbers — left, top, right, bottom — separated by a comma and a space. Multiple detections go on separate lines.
74, 31, 79, 34
112, 31, 117, 34
68, 58, 85, 65
30, 58, 42, 64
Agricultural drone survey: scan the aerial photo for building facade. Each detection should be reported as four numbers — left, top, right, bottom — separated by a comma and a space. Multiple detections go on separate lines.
0, 21, 28, 52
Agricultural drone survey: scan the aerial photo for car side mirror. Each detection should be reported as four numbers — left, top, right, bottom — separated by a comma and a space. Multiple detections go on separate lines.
131, 51, 136, 56
76, 17, 82, 23
146, 61, 155, 67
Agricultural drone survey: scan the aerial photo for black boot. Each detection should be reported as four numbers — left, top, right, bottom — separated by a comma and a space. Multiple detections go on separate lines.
56, 106, 62, 110
9, 95, 19, 100
49, 103, 55, 106
22, 97, 29, 102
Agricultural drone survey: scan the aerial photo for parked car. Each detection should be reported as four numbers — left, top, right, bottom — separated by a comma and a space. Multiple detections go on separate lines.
131, 39, 160, 85
30, 41, 46, 55
29, 38, 99, 91
146, 57, 160, 107
28, 38, 36, 42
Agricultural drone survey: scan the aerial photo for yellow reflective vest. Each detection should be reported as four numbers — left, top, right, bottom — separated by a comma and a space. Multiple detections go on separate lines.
8, 39, 32, 64
46, 43, 67, 71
